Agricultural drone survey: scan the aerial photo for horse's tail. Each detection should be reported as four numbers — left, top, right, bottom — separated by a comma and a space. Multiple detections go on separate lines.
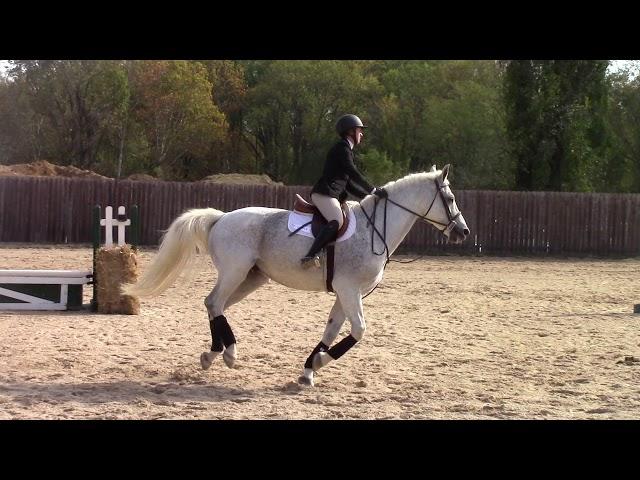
122, 208, 225, 298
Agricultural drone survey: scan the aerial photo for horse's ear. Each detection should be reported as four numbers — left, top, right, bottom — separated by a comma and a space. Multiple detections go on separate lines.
430, 165, 437, 172
442, 164, 451, 180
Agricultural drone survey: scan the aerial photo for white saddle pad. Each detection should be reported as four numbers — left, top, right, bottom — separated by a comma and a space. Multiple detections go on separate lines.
288, 207, 356, 242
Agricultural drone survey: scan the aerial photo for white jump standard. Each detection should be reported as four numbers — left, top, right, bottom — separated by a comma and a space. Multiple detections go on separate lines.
0, 204, 140, 312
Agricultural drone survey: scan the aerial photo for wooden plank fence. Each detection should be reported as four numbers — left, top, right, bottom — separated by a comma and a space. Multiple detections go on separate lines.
1, 176, 640, 256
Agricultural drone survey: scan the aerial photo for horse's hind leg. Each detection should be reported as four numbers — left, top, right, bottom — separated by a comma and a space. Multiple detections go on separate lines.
226, 267, 270, 309
200, 262, 256, 371
298, 297, 347, 386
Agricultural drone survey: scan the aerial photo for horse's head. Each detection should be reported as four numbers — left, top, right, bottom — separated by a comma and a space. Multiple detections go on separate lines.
425, 164, 470, 244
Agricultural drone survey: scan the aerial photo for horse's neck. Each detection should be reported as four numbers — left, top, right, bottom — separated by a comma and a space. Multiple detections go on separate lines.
359, 176, 434, 255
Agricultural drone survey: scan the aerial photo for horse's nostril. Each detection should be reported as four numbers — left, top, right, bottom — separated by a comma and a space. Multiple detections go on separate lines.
463, 228, 470, 236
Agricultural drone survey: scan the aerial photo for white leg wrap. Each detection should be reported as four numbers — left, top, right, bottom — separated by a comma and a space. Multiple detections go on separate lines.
312, 351, 332, 371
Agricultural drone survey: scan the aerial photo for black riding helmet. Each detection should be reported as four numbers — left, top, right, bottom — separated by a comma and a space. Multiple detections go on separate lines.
336, 114, 367, 137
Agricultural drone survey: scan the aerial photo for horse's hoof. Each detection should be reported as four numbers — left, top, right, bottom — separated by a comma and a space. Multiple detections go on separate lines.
223, 351, 236, 368
222, 344, 237, 368
200, 351, 215, 370
298, 375, 314, 387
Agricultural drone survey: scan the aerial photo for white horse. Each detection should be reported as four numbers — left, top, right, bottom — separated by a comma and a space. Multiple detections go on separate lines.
123, 164, 469, 386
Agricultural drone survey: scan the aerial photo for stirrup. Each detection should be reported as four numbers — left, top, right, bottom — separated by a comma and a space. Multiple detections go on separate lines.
300, 255, 320, 269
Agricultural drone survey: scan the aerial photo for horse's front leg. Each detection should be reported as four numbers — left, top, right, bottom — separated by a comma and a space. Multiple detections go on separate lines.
301, 286, 366, 386
298, 298, 347, 386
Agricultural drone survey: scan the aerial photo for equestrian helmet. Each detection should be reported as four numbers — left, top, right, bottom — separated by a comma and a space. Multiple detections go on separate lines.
336, 114, 367, 136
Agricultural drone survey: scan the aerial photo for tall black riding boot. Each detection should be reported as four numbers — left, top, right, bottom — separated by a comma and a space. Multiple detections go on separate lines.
300, 220, 340, 269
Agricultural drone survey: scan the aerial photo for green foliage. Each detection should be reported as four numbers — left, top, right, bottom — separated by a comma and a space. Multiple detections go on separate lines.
363, 61, 512, 189
4, 61, 130, 171
1, 60, 639, 193
199, 61, 251, 174
358, 148, 399, 185
421, 61, 512, 189
605, 65, 640, 192
242, 60, 381, 183
503, 60, 611, 192
0, 75, 45, 163
129, 60, 226, 180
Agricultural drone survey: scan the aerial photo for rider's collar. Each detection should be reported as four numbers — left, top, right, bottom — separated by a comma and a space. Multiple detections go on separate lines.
345, 137, 354, 150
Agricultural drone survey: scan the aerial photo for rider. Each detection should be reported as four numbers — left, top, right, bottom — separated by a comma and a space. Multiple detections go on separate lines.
300, 114, 388, 269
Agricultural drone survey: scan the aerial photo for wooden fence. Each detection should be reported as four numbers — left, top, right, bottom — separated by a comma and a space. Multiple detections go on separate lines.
1, 176, 640, 256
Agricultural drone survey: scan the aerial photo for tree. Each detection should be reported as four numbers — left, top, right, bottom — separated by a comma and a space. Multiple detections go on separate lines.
606, 66, 640, 192
367, 60, 436, 174
503, 60, 611, 191
129, 60, 226, 180
419, 61, 512, 189
0, 75, 49, 164
357, 148, 400, 185
200, 60, 252, 174
242, 60, 380, 184
2, 60, 635, 192
6, 60, 129, 171
366, 60, 511, 189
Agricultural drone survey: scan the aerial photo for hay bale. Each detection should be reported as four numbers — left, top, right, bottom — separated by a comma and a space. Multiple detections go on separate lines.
96, 245, 140, 314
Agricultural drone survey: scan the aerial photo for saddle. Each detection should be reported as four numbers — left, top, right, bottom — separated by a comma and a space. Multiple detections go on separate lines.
293, 194, 350, 240
292, 194, 351, 294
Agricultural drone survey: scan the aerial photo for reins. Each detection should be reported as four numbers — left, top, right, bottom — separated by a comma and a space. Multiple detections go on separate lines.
360, 178, 459, 299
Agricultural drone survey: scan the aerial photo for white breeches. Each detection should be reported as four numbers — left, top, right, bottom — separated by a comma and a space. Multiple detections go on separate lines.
311, 193, 344, 229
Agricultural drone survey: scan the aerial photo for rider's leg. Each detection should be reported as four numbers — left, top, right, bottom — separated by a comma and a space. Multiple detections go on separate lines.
300, 194, 344, 269
310, 194, 344, 229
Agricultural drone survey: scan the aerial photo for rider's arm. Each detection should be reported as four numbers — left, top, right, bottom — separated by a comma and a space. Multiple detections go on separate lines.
345, 179, 371, 200
338, 147, 375, 195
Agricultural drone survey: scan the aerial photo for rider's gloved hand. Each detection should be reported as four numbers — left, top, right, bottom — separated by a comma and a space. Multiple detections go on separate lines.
373, 187, 388, 199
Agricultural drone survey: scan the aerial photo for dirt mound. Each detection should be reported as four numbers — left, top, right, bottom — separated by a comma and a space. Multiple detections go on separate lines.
0, 165, 17, 177
0, 161, 282, 185
0, 160, 108, 179
198, 173, 283, 186
126, 173, 160, 182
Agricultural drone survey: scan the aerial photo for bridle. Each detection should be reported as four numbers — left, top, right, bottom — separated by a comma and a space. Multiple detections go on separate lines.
359, 177, 461, 297
389, 177, 461, 236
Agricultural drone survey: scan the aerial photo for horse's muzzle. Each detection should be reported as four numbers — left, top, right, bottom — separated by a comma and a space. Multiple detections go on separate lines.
448, 223, 470, 244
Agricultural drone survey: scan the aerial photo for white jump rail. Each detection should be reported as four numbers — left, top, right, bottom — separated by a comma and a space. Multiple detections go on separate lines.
0, 270, 93, 311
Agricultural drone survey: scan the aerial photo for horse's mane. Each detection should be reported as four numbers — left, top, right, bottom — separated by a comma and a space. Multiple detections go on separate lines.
383, 170, 441, 190
358, 170, 440, 210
